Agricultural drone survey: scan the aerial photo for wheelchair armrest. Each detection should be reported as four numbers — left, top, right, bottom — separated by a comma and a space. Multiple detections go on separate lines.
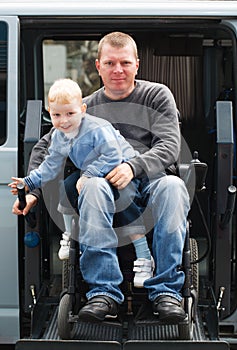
178, 152, 208, 193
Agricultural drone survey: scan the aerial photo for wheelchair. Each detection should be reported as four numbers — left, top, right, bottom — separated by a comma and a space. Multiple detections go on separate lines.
57, 152, 208, 342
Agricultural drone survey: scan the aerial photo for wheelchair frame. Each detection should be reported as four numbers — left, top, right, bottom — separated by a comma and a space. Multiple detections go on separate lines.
57, 155, 208, 341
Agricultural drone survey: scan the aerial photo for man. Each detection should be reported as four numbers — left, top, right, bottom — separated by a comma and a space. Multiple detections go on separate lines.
13, 32, 190, 324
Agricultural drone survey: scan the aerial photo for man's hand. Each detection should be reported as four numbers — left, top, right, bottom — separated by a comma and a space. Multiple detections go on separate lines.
12, 194, 37, 216
106, 163, 134, 189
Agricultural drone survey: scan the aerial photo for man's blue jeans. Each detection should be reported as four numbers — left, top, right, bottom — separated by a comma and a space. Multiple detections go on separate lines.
62, 172, 190, 304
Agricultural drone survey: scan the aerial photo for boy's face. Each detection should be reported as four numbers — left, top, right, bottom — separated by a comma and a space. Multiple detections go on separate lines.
49, 100, 86, 134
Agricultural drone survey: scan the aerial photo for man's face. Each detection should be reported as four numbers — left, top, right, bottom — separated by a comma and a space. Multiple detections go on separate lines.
95, 43, 139, 100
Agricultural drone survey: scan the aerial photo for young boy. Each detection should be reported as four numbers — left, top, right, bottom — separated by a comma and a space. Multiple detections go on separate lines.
9, 78, 154, 287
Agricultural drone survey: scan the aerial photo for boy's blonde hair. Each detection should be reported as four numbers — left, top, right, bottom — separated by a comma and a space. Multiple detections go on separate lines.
48, 78, 82, 105
98, 31, 138, 60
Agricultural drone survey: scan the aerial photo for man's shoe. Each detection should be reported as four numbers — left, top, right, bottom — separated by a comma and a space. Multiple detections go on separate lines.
78, 296, 118, 322
58, 231, 71, 260
153, 295, 186, 323
133, 257, 155, 288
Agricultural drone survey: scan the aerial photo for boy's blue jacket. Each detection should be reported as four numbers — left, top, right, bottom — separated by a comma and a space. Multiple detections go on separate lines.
24, 113, 138, 191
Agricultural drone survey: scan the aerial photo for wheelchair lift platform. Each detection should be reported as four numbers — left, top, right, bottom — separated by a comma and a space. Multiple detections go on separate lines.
15, 305, 230, 349
15, 340, 230, 350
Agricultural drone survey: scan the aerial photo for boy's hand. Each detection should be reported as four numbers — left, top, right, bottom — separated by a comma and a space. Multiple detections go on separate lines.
8, 177, 29, 194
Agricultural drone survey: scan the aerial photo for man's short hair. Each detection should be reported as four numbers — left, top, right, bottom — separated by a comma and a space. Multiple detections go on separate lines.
98, 31, 138, 60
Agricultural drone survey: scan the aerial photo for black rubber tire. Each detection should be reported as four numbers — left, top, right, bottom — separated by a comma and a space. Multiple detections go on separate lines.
58, 293, 75, 340
62, 260, 69, 290
190, 238, 199, 295
179, 238, 199, 340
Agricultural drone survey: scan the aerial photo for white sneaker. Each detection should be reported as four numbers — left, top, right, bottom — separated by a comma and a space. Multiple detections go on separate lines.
58, 231, 71, 260
133, 257, 155, 288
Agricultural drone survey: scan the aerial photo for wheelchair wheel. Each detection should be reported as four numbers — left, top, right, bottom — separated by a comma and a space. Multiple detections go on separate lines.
179, 238, 199, 340
58, 293, 76, 339
62, 260, 69, 290
190, 238, 199, 294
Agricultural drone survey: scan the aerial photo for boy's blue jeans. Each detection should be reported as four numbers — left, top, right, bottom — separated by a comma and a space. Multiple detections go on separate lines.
61, 171, 190, 304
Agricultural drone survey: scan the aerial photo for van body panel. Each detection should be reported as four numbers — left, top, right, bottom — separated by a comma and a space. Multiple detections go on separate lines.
0, 1, 237, 17
0, 15, 20, 344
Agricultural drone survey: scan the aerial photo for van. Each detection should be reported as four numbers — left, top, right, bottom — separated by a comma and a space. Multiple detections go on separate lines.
0, 1, 236, 349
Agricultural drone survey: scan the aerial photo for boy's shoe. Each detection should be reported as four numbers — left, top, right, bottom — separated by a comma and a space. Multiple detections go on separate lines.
58, 231, 71, 260
133, 257, 155, 288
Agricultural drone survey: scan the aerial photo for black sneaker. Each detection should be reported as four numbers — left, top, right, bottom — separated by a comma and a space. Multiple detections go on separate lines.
78, 295, 118, 322
152, 295, 186, 323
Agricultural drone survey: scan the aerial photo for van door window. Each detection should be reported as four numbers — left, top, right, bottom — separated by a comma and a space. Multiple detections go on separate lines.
43, 40, 100, 108
0, 21, 7, 146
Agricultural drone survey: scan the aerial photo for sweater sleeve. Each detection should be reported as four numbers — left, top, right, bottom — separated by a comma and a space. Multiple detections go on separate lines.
127, 84, 180, 179
24, 130, 69, 191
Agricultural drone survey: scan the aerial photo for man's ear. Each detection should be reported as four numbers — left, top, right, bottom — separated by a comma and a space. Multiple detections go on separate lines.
135, 59, 140, 75
81, 103, 87, 113
95, 59, 100, 75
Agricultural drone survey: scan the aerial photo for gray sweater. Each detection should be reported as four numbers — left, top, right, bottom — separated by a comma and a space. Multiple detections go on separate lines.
84, 80, 180, 179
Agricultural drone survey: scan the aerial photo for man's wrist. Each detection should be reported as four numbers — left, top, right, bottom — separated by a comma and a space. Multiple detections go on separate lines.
26, 193, 38, 205
125, 161, 135, 177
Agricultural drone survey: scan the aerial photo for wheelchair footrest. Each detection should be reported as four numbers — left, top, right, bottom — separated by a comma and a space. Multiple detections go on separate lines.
128, 322, 180, 340
128, 302, 189, 340
72, 320, 123, 342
